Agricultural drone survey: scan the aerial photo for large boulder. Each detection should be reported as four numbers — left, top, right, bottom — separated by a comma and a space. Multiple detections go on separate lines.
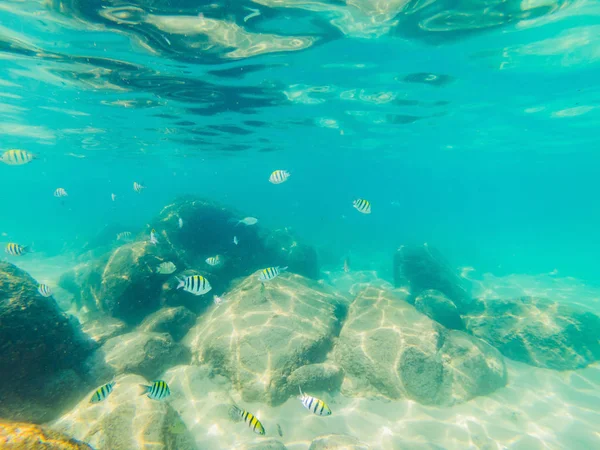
80, 314, 128, 345
0, 262, 95, 423
414, 289, 465, 330
0, 420, 94, 449
333, 286, 507, 406
264, 228, 319, 279
393, 244, 472, 312
464, 296, 600, 370
51, 374, 197, 450
183, 272, 347, 405
309, 434, 370, 450
85, 331, 190, 382
139, 306, 196, 341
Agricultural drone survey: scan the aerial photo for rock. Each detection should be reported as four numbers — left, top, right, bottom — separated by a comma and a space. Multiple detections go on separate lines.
51, 374, 197, 450
322, 270, 394, 299
308, 434, 370, 450
393, 244, 471, 312
264, 228, 319, 279
139, 306, 196, 341
286, 363, 344, 395
58, 259, 106, 312
0, 420, 94, 449
0, 262, 95, 422
464, 296, 600, 370
242, 440, 288, 450
414, 290, 465, 330
81, 315, 128, 344
86, 331, 190, 382
333, 286, 507, 406
183, 272, 347, 405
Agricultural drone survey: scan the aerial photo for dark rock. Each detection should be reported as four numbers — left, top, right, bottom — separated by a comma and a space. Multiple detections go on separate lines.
139, 306, 196, 341
415, 289, 465, 330
0, 262, 95, 423
286, 363, 344, 395
464, 296, 600, 370
393, 244, 471, 312
264, 228, 319, 279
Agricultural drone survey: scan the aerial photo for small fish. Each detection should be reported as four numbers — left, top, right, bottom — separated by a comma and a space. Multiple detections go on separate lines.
116, 231, 132, 241
150, 229, 158, 245
139, 380, 170, 400
205, 255, 221, 266
353, 198, 371, 214
236, 217, 258, 226
229, 405, 265, 435
38, 284, 52, 297
176, 275, 212, 296
178, 217, 183, 229
343, 257, 350, 273
243, 6, 261, 23
90, 381, 116, 404
258, 266, 288, 282
0, 149, 36, 165
269, 170, 290, 184
133, 182, 145, 193
156, 261, 176, 274
111, 193, 116, 202
213, 295, 224, 306
277, 423, 283, 437
54, 188, 68, 198
299, 387, 332, 416
5, 243, 29, 256
233, 236, 238, 245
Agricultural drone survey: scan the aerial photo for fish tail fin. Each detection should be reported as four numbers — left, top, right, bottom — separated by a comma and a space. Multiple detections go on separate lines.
228, 405, 243, 422
138, 384, 151, 396
176, 277, 184, 289
299, 386, 303, 397
280, 266, 288, 272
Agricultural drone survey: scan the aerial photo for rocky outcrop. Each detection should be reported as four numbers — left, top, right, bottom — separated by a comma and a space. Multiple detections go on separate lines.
414, 289, 465, 330
464, 296, 600, 370
0, 262, 95, 423
51, 374, 197, 450
81, 314, 128, 344
0, 420, 94, 449
333, 286, 507, 406
85, 331, 189, 382
140, 306, 196, 341
264, 228, 319, 279
393, 244, 471, 312
309, 434, 370, 450
183, 272, 347, 405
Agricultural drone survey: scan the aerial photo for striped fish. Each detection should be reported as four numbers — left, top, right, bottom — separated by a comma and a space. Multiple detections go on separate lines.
176, 275, 212, 296
150, 228, 158, 245
54, 188, 68, 198
205, 255, 220, 266
90, 381, 116, 404
139, 380, 170, 400
116, 231, 132, 241
133, 182, 145, 193
38, 284, 53, 297
269, 170, 290, 184
353, 198, 371, 214
299, 387, 332, 416
5, 242, 29, 256
0, 149, 35, 165
258, 266, 288, 282
230, 405, 266, 435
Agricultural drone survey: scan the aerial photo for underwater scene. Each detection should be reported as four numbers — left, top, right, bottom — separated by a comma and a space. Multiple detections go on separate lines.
1, 0, 600, 449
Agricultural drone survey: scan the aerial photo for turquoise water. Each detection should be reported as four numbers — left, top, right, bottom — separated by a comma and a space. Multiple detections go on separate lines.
1, 1, 600, 449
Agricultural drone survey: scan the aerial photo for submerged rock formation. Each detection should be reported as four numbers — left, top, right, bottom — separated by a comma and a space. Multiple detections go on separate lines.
51, 374, 197, 450
139, 306, 196, 341
333, 286, 507, 406
0, 262, 95, 423
464, 296, 600, 370
414, 289, 465, 330
0, 420, 94, 449
393, 244, 471, 312
308, 434, 370, 450
183, 272, 347, 405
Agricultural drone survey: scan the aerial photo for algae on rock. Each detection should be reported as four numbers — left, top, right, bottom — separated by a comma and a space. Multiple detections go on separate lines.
183, 272, 347, 405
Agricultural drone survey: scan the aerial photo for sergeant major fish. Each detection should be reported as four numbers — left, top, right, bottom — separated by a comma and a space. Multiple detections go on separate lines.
139, 380, 170, 400
258, 266, 287, 282
269, 170, 290, 184
205, 255, 221, 266
176, 275, 212, 296
116, 231, 132, 241
38, 284, 52, 297
5, 242, 29, 256
156, 261, 176, 274
54, 188, 68, 198
0, 149, 36, 165
150, 229, 158, 245
299, 387, 332, 416
353, 198, 371, 214
133, 181, 145, 193
90, 381, 116, 404
229, 405, 265, 435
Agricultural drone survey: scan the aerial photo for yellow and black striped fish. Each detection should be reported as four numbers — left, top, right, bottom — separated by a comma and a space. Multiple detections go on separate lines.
139, 380, 170, 400
205, 255, 221, 266
258, 266, 288, 282
0, 149, 36, 165
299, 387, 332, 416
5, 242, 29, 256
353, 198, 371, 214
38, 284, 53, 297
230, 405, 265, 435
90, 381, 116, 404
176, 275, 212, 296
269, 170, 290, 184
133, 181, 145, 193
54, 188, 68, 198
